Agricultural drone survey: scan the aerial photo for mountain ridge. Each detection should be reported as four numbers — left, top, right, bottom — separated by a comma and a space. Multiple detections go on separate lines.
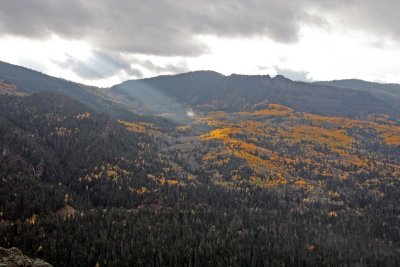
111, 70, 397, 117
315, 79, 400, 112
1, 60, 398, 119
0, 61, 142, 120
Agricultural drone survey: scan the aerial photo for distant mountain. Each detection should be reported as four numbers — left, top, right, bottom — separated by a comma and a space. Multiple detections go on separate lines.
315, 79, 400, 113
110, 71, 397, 117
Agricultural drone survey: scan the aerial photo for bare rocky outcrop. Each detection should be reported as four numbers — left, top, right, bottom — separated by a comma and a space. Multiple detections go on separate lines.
0, 247, 52, 267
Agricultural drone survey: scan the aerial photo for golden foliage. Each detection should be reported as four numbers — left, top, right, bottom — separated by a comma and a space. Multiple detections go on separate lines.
328, 211, 338, 218
294, 179, 313, 190
118, 120, 161, 136
159, 177, 179, 186
199, 102, 400, 194
252, 104, 294, 117
201, 127, 278, 173
306, 244, 316, 252
81, 164, 130, 183
235, 104, 294, 118
202, 151, 231, 166
251, 176, 288, 189
381, 127, 400, 146
302, 112, 400, 147
0, 82, 26, 96
118, 120, 147, 133
201, 127, 242, 141
282, 125, 354, 148
27, 214, 38, 225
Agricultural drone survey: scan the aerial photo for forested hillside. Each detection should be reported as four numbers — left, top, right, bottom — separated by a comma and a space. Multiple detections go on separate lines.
0, 92, 182, 217
0, 62, 400, 266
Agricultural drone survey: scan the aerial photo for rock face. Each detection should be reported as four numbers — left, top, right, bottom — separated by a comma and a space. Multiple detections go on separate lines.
0, 247, 52, 267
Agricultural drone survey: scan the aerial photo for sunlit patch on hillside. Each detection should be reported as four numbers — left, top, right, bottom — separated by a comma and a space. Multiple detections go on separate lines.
0, 81, 26, 96
118, 120, 161, 136
281, 125, 353, 148
251, 175, 288, 189
201, 127, 279, 174
381, 127, 400, 146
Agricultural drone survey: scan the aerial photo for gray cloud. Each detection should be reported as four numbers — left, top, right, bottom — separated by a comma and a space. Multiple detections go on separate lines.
321, 0, 400, 39
52, 50, 189, 80
53, 51, 142, 79
0, 0, 323, 57
0, 0, 400, 56
138, 60, 190, 75
0, 0, 397, 58
275, 68, 311, 82
1, 0, 398, 81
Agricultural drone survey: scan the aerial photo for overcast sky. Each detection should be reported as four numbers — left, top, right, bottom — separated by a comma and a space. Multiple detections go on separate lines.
0, 0, 399, 87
